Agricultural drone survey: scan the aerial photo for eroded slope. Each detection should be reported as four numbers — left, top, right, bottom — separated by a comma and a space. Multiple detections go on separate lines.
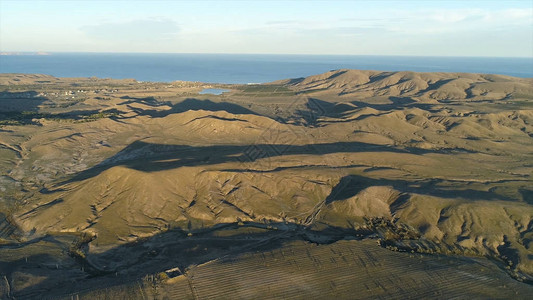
0, 70, 532, 297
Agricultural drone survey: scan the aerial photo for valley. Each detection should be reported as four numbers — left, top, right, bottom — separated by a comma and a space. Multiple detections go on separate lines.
0, 70, 532, 298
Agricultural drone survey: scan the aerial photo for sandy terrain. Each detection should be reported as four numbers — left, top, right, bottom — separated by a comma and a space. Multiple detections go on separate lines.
0, 70, 532, 298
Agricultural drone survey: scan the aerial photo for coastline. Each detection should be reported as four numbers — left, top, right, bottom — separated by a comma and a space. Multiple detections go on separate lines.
1, 53, 532, 83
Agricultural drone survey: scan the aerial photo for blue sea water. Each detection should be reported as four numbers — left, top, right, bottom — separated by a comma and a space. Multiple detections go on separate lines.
0, 53, 531, 84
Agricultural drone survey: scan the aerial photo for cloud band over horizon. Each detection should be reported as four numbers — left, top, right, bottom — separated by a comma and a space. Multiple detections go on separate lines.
1, 0, 532, 57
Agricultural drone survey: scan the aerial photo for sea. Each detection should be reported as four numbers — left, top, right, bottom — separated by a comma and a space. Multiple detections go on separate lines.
1, 53, 532, 84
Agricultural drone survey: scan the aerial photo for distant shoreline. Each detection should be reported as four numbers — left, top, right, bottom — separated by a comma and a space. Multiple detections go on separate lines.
2, 51, 532, 59
0, 51, 51, 56
1, 53, 532, 83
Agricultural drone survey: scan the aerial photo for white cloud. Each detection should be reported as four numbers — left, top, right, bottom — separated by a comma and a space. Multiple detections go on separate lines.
429, 9, 487, 23
427, 7, 532, 25
500, 8, 533, 20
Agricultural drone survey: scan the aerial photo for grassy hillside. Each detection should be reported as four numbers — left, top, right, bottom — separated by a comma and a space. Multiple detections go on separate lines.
0, 71, 532, 298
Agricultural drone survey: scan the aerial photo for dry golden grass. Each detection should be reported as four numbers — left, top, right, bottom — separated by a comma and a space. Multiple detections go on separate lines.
0, 70, 532, 298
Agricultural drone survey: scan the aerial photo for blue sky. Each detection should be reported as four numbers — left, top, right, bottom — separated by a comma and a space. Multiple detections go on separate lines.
1, 0, 532, 57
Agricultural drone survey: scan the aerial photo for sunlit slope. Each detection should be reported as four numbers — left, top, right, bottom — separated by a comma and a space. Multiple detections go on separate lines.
318, 185, 533, 276
13, 117, 533, 279
276, 69, 533, 100
1, 70, 531, 287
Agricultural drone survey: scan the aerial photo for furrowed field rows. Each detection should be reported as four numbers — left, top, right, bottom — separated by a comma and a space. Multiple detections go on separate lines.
161, 275, 195, 300
2, 70, 533, 299
161, 239, 533, 299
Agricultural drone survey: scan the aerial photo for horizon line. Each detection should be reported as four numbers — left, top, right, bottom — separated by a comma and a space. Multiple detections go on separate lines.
1, 51, 532, 59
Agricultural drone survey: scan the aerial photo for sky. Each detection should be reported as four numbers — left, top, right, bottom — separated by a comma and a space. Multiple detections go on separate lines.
0, 0, 532, 57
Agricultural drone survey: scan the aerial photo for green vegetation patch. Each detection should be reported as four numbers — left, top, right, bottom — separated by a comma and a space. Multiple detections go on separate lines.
0, 109, 120, 126
235, 84, 296, 97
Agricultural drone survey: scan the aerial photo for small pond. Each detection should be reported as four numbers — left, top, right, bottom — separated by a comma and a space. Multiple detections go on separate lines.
199, 88, 230, 95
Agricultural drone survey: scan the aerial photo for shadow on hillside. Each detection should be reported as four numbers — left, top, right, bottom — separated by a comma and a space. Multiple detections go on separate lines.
0, 91, 49, 126
39, 138, 498, 205
519, 189, 533, 204
119, 95, 160, 104
120, 98, 261, 119
57, 139, 461, 185
0, 252, 70, 298
117, 95, 440, 128
9, 221, 363, 299
351, 96, 417, 110
211, 168, 513, 203
323, 174, 515, 204
0, 91, 47, 113
8, 176, 526, 297
293, 97, 442, 126
293, 98, 353, 126
414, 79, 456, 96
